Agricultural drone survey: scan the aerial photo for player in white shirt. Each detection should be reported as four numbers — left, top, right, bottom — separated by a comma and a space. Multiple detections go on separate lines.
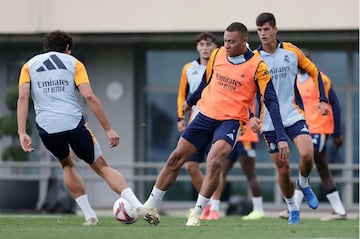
252, 12, 329, 224
17, 30, 160, 226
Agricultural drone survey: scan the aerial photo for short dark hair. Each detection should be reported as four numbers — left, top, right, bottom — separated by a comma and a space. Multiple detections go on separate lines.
225, 22, 248, 37
195, 32, 217, 44
256, 12, 276, 27
43, 30, 74, 52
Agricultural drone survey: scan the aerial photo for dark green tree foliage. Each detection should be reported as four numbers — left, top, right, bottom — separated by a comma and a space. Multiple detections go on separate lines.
0, 85, 32, 161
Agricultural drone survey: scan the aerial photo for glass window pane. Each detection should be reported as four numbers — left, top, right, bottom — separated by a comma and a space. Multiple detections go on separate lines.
144, 50, 198, 201
310, 51, 347, 89
353, 94, 359, 164
353, 51, 359, 86
352, 51, 359, 165
146, 50, 197, 87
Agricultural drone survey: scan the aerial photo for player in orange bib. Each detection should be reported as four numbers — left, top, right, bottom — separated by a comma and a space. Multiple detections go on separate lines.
143, 22, 289, 226
203, 100, 265, 221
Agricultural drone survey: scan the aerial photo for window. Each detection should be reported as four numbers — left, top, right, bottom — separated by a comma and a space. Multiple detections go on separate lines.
144, 50, 200, 200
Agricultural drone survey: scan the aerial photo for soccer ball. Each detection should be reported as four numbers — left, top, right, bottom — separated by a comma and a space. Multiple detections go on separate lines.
112, 197, 139, 224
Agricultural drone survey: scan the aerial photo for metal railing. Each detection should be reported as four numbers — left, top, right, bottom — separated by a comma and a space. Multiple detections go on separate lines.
0, 160, 358, 210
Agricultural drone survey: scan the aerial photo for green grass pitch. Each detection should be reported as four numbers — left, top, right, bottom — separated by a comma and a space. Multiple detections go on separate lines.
0, 214, 358, 239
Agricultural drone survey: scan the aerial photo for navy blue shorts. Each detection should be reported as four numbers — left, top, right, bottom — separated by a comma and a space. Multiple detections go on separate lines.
262, 120, 309, 153
310, 133, 328, 152
36, 117, 102, 164
181, 112, 242, 153
227, 141, 257, 162
187, 143, 211, 163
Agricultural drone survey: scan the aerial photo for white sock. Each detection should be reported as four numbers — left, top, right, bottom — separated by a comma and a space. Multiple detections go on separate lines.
298, 174, 309, 188
144, 186, 166, 208
251, 196, 264, 212
284, 195, 299, 211
326, 191, 346, 215
193, 194, 210, 215
120, 187, 143, 208
75, 194, 97, 220
294, 189, 304, 208
210, 199, 220, 212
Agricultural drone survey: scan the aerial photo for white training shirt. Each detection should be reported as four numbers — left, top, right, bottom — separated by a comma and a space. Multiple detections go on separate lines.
19, 51, 89, 133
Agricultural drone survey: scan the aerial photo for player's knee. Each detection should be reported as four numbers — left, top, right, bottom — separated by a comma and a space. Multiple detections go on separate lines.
299, 151, 313, 163
166, 150, 185, 170
185, 163, 199, 175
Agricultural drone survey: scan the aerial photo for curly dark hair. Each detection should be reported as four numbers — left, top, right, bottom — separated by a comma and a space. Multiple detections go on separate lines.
43, 30, 74, 52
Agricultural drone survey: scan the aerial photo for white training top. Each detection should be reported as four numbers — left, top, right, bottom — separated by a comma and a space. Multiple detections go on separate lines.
19, 51, 90, 133
257, 44, 305, 131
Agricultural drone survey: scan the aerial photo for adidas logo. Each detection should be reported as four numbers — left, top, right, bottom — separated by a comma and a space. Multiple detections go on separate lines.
301, 125, 309, 133
192, 70, 198, 75
226, 129, 237, 141
36, 54, 67, 72
226, 133, 234, 141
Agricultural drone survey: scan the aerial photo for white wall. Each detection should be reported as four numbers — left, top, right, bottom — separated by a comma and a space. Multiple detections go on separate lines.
0, 0, 358, 34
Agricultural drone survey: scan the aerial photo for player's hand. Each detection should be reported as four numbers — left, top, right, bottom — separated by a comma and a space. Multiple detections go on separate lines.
182, 101, 192, 112
19, 133, 34, 152
105, 129, 120, 148
277, 141, 290, 162
317, 101, 329, 115
249, 117, 261, 133
177, 119, 186, 132
333, 135, 344, 149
